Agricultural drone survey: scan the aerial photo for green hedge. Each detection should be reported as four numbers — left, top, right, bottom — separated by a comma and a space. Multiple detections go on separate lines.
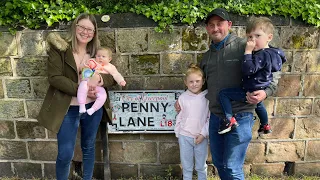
0, 0, 319, 33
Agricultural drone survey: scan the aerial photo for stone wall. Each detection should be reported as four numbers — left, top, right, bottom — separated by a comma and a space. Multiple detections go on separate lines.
0, 13, 319, 179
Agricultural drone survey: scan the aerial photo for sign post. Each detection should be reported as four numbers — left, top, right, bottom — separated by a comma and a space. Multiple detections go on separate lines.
108, 90, 184, 133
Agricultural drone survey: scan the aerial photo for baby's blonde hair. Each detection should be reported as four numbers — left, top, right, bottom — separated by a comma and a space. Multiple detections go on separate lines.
246, 17, 274, 34
97, 47, 113, 57
185, 63, 204, 80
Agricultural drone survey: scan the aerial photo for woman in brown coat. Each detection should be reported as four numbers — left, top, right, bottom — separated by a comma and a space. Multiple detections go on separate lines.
37, 13, 115, 180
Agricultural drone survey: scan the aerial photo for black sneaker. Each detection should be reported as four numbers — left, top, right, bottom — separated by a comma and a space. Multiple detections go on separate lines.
258, 124, 272, 134
218, 117, 239, 134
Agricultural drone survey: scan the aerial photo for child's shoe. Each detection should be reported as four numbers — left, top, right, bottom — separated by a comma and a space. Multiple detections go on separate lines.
258, 124, 272, 134
218, 117, 239, 134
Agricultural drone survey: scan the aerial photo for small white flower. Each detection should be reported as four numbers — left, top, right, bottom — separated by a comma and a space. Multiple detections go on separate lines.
101, 15, 110, 22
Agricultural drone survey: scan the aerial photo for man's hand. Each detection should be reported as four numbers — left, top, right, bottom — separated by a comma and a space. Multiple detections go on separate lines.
246, 90, 267, 104
195, 135, 205, 144
174, 100, 181, 112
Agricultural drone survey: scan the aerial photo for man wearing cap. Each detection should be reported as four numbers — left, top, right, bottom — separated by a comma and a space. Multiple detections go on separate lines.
200, 8, 279, 179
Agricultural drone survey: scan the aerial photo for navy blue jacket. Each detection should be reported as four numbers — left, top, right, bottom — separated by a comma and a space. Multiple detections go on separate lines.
242, 46, 287, 92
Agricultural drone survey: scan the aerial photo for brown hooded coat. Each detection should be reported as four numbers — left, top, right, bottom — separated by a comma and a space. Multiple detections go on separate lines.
37, 33, 115, 133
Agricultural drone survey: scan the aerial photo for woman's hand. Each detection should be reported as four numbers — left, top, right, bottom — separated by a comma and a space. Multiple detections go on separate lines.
86, 73, 101, 98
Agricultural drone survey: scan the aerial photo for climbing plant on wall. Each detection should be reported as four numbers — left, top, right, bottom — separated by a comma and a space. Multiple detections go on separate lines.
0, 0, 319, 33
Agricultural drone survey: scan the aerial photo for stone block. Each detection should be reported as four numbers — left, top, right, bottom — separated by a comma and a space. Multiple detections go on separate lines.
99, 30, 116, 53
13, 162, 42, 179
303, 75, 320, 97
120, 77, 145, 90
182, 27, 208, 51
109, 134, 140, 140
305, 51, 320, 72
131, 54, 160, 75
162, 53, 194, 74
266, 142, 305, 162
293, 51, 320, 73
281, 27, 319, 49
0, 120, 15, 139
270, 28, 281, 48
0, 162, 14, 177
255, 118, 294, 140
123, 142, 157, 163
276, 99, 312, 116
0, 57, 13, 76
0, 141, 27, 159
26, 100, 43, 119
117, 29, 148, 53
32, 78, 49, 99
276, 75, 301, 97
0, 100, 25, 119
72, 140, 82, 161
20, 31, 45, 56
28, 141, 57, 161
251, 163, 285, 177
93, 162, 104, 180
143, 133, 177, 141
16, 121, 46, 139
295, 162, 320, 176
282, 51, 293, 72
196, 53, 204, 65
140, 164, 181, 178
245, 143, 266, 163
306, 140, 320, 161
159, 142, 180, 164
47, 129, 56, 139
145, 76, 184, 90
0, 80, 3, 99
236, 27, 246, 39
112, 55, 129, 76
315, 99, 320, 117
109, 142, 125, 162
97, 13, 157, 29
72, 140, 103, 162
13, 57, 47, 77
296, 118, 320, 138
6, 79, 33, 98
110, 163, 138, 179
43, 163, 56, 179
149, 29, 182, 51
0, 32, 17, 56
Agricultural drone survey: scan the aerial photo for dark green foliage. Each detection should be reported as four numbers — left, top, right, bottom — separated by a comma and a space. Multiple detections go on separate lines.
0, 0, 319, 34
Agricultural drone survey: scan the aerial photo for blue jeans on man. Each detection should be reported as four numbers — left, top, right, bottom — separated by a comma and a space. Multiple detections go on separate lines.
209, 112, 254, 180
56, 102, 102, 180
218, 87, 268, 125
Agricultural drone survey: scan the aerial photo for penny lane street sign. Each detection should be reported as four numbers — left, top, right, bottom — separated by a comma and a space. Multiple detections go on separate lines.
108, 90, 184, 133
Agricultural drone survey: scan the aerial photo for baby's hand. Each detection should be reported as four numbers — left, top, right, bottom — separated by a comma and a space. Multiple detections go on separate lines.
119, 81, 126, 87
245, 40, 255, 53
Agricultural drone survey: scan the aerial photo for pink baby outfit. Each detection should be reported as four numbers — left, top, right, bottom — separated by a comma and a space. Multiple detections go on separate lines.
78, 59, 125, 115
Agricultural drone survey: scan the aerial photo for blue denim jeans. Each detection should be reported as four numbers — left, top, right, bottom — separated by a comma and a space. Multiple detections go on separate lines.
56, 102, 102, 180
219, 88, 268, 125
178, 135, 208, 180
209, 112, 254, 180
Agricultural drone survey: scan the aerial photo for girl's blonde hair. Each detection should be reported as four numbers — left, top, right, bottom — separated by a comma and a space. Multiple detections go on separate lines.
185, 63, 204, 80
68, 13, 100, 57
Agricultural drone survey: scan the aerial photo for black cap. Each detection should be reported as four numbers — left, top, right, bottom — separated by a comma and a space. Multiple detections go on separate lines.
205, 8, 230, 24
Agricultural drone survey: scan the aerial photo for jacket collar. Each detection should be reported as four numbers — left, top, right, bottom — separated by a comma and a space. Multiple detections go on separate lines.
46, 33, 77, 73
